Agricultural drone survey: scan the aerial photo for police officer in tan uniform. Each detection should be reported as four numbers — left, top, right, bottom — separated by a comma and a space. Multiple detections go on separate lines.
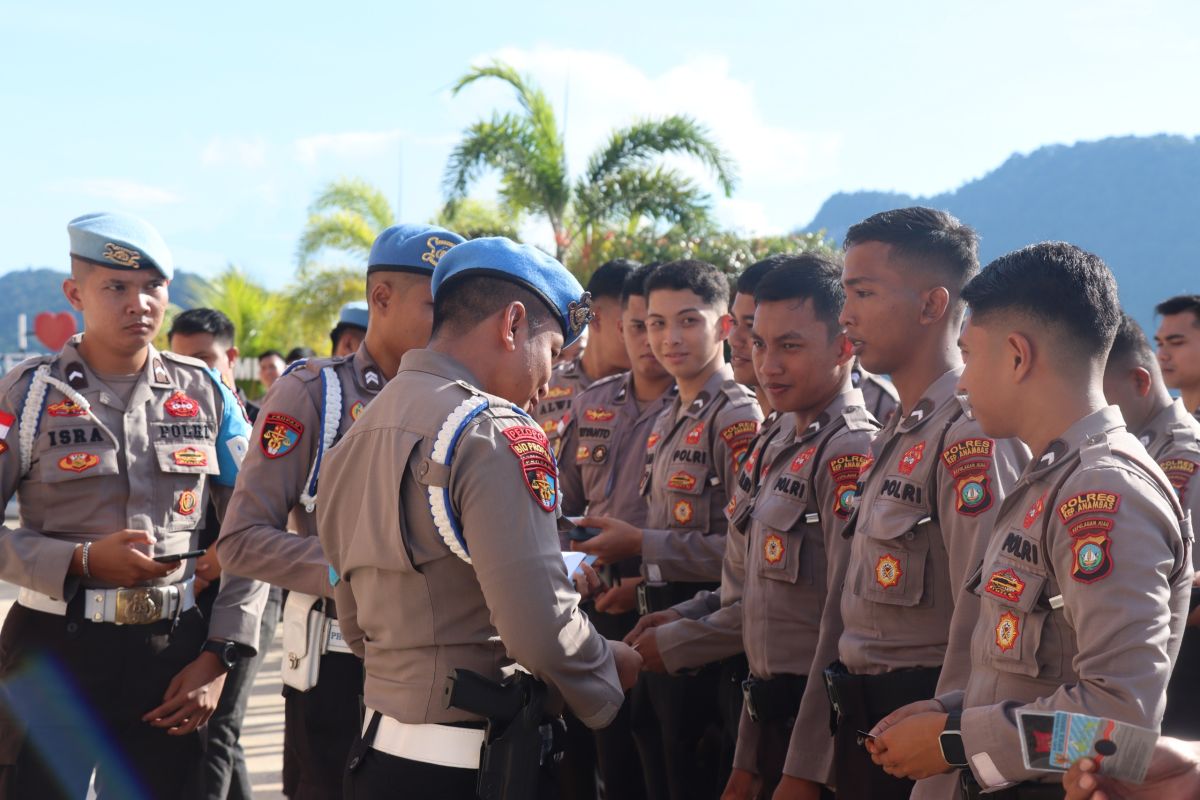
830, 208, 1029, 800
558, 262, 674, 800
578, 259, 763, 800
1103, 312, 1200, 738
533, 259, 636, 457
868, 242, 1193, 799
694, 256, 876, 799
218, 223, 463, 799
0, 212, 264, 799
315, 237, 641, 799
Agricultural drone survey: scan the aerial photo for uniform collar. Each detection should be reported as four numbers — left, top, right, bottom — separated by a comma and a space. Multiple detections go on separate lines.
399, 347, 484, 391
352, 341, 385, 394
57, 336, 174, 406
793, 386, 866, 444
895, 367, 963, 435
1026, 405, 1127, 479
1136, 398, 1195, 449
677, 363, 734, 419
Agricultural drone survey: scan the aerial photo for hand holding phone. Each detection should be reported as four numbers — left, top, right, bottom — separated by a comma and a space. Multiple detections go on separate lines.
153, 549, 206, 564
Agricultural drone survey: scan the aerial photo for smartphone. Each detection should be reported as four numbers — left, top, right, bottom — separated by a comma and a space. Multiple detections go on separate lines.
153, 549, 206, 563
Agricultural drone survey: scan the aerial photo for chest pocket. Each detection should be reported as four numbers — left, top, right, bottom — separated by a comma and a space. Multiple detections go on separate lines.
664, 464, 711, 532
750, 492, 814, 585
153, 440, 220, 531
853, 506, 933, 608
33, 443, 121, 532
975, 553, 1056, 678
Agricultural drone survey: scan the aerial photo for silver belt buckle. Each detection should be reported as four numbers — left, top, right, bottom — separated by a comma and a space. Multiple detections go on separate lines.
114, 587, 165, 624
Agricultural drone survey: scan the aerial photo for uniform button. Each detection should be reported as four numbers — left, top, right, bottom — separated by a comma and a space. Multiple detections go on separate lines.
67, 622, 79, 633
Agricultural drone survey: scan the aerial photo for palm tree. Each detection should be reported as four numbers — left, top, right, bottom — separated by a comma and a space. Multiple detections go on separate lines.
297, 177, 395, 265
443, 60, 738, 268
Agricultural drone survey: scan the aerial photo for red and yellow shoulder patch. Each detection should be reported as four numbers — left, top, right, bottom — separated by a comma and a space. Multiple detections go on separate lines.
502, 425, 558, 513
829, 453, 870, 519
260, 412, 304, 458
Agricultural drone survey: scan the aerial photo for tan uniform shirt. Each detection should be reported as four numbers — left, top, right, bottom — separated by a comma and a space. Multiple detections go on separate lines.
316, 349, 622, 729
640, 364, 763, 584
949, 406, 1192, 790
656, 411, 791, 671
852, 363, 900, 426
533, 356, 592, 458
0, 337, 264, 649
1137, 399, 1200, 569
558, 371, 675, 527
838, 368, 1029, 693
218, 342, 383, 596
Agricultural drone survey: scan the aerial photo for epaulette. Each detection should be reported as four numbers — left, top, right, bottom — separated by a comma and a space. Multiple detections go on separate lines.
718, 379, 757, 407
0, 354, 52, 392
842, 405, 880, 432
583, 371, 625, 393
159, 350, 208, 370
1170, 421, 1200, 447
282, 355, 348, 383
866, 372, 900, 401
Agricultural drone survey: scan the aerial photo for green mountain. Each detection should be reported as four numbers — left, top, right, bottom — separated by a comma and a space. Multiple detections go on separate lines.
804, 134, 1200, 330
0, 269, 210, 353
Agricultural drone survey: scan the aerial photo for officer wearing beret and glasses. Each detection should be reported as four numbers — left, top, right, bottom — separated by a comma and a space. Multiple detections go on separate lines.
0, 212, 265, 799
218, 223, 463, 799
316, 237, 642, 799
867, 243, 1193, 799
331, 302, 369, 358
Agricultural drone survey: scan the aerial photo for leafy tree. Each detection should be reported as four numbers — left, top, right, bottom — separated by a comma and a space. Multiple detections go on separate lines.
297, 177, 395, 265
443, 60, 737, 269
434, 197, 521, 240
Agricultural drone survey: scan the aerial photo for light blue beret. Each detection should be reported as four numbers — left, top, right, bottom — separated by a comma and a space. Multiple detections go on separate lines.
432, 237, 592, 346
67, 211, 173, 280
335, 301, 369, 330
368, 224, 465, 276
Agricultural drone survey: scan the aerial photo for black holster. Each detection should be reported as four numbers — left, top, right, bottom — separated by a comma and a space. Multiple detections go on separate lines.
741, 674, 807, 724
444, 668, 562, 800
636, 580, 718, 616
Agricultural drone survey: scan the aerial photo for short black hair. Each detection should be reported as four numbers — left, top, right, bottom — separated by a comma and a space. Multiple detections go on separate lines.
432, 274, 556, 340
962, 241, 1121, 359
644, 259, 729, 310
1155, 295, 1200, 324
736, 255, 788, 297
621, 262, 660, 306
286, 346, 315, 363
1107, 312, 1156, 372
844, 206, 980, 291
588, 259, 639, 300
753, 252, 846, 338
169, 308, 235, 348
259, 349, 284, 362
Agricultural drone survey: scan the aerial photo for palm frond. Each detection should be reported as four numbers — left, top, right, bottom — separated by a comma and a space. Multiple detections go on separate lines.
308, 178, 395, 231
584, 116, 738, 196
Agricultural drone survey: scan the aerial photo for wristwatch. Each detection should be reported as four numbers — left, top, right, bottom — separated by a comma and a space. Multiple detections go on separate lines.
201, 639, 240, 670
938, 710, 969, 768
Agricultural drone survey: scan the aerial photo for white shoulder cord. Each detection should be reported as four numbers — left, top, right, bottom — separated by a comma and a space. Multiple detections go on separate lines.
300, 366, 342, 513
18, 365, 119, 477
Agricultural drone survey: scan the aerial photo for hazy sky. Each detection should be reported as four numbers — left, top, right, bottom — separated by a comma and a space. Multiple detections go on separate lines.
3, 0, 1197, 286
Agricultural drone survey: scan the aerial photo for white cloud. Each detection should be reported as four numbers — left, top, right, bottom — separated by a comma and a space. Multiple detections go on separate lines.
476, 47, 843, 185
201, 136, 267, 168
57, 179, 182, 205
293, 129, 407, 165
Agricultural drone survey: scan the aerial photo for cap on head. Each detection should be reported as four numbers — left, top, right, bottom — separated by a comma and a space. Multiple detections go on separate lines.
368, 224, 465, 276
335, 301, 369, 331
432, 237, 592, 346
67, 211, 173, 280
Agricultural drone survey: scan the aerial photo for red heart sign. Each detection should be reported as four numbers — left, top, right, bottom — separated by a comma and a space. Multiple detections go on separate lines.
34, 312, 78, 351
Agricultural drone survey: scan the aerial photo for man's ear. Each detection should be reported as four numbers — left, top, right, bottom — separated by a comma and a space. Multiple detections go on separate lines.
368, 276, 392, 314
1132, 366, 1153, 398
499, 301, 528, 353
227, 346, 240, 363
834, 332, 854, 366
717, 313, 734, 341
920, 286, 951, 325
63, 278, 84, 312
1007, 331, 1035, 383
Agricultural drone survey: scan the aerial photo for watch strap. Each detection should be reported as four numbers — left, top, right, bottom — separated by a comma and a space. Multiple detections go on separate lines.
939, 710, 968, 768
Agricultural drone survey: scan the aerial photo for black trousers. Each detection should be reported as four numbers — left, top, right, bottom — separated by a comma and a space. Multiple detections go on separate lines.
1163, 624, 1200, 738
282, 649, 364, 800
631, 663, 725, 800
831, 666, 941, 800
0, 603, 208, 800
